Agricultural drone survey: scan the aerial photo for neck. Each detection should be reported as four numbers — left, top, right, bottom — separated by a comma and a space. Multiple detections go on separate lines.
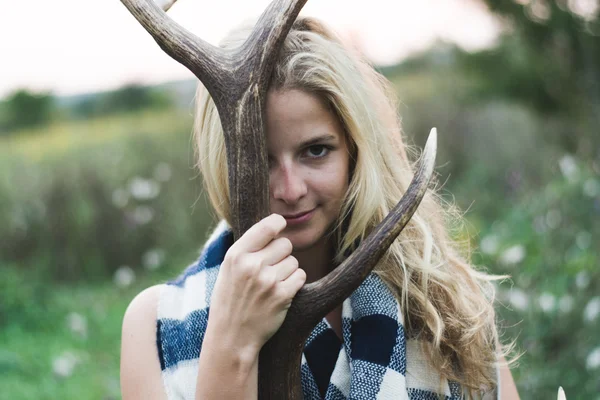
293, 238, 335, 284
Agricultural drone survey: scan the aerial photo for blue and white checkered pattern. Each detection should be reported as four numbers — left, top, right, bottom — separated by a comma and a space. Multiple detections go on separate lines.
156, 222, 491, 399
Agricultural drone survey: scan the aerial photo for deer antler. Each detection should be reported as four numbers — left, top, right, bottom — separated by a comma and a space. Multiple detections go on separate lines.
120, 1, 437, 398
122, 0, 308, 238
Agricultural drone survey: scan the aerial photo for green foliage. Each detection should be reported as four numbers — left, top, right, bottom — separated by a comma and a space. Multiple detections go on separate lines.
474, 0, 600, 112
385, 58, 599, 397
474, 160, 600, 398
389, 64, 557, 221
0, 89, 55, 133
0, 265, 51, 330
466, 0, 600, 155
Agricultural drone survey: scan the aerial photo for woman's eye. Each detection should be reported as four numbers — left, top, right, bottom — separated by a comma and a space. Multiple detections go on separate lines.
306, 145, 329, 158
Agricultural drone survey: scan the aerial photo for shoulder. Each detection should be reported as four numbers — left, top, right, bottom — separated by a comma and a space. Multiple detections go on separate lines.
120, 285, 168, 400
123, 284, 163, 325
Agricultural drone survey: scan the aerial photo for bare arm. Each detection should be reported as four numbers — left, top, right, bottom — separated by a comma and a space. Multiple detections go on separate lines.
498, 355, 520, 400
120, 285, 263, 400
119, 285, 262, 400
120, 285, 168, 400
194, 326, 260, 399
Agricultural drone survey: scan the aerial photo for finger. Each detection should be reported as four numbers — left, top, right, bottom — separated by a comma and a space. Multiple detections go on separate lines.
271, 255, 298, 281
258, 237, 293, 267
235, 214, 287, 253
278, 268, 306, 299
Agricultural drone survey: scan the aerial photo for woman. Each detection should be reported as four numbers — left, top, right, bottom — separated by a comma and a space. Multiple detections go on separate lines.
120, 17, 519, 399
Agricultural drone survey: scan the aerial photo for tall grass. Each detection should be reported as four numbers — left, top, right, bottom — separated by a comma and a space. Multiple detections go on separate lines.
0, 109, 216, 283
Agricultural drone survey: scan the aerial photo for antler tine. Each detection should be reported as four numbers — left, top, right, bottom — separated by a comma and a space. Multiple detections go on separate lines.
154, 0, 177, 12
237, 0, 308, 85
120, 0, 226, 95
293, 128, 438, 330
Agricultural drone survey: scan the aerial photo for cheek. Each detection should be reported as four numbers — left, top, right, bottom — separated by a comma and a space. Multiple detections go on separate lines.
310, 163, 349, 203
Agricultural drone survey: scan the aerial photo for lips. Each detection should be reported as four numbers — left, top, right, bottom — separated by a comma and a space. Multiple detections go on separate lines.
279, 208, 316, 225
282, 210, 313, 219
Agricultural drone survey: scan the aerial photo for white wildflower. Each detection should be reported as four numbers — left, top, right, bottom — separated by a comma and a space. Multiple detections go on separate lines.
104, 376, 121, 397
576, 231, 591, 250
480, 235, 499, 255
545, 209, 562, 230
586, 347, 600, 370
142, 248, 165, 271
52, 351, 79, 378
154, 162, 172, 182
569, 0, 600, 20
559, 155, 579, 182
583, 179, 599, 197
576, 271, 590, 289
583, 297, 600, 322
112, 188, 129, 208
557, 386, 566, 400
132, 206, 154, 225
500, 245, 526, 266
129, 177, 160, 201
66, 312, 88, 339
508, 288, 529, 312
538, 293, 556, 313
114, 266, 136, 288
558, 295, 574, 314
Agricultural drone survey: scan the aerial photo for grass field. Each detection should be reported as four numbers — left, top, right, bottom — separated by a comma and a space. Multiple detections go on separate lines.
0, 265, 180, 400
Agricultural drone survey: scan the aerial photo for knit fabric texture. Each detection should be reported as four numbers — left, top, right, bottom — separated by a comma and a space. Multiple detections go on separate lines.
156, 221, 493, 399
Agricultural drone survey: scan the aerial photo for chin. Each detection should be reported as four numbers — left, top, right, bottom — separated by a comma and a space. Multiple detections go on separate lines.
286, 232, 319, 252
284, 223, 331, 253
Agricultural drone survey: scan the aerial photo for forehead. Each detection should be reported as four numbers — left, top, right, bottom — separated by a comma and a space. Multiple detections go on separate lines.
265, 89, 345, 148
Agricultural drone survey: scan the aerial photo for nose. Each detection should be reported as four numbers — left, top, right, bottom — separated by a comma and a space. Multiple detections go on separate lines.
270, 161, 307, 204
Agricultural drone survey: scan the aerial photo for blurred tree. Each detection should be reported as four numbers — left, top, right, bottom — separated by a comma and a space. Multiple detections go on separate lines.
465, 0, 600, 155
1, 89, 55, 133
0, 101, 7, 133
70, 95, 102, 119
103, 83, 172, 113
71, 83, 174, 118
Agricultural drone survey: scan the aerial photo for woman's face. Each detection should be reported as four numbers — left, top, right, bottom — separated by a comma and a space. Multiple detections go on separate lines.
266, 89, 350, 252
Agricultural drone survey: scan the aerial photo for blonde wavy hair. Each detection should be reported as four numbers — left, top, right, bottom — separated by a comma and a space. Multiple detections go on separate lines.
194, 16, 506, 396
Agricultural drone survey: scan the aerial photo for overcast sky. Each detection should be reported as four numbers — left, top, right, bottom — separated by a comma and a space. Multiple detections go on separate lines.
0, 0, 501, 98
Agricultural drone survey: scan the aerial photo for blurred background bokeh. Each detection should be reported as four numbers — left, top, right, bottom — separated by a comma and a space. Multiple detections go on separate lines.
1, 0, 598, 398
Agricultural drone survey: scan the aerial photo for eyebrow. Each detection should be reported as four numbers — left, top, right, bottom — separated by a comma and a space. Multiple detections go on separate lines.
299, 134, 337, 147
